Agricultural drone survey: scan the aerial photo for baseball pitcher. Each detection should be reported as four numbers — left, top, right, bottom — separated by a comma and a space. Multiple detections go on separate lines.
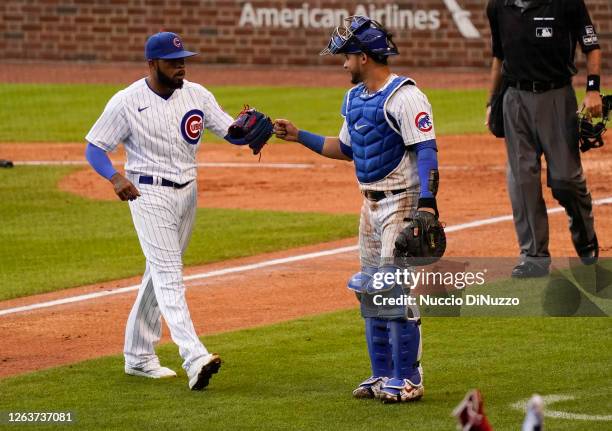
85, 32, 272, 390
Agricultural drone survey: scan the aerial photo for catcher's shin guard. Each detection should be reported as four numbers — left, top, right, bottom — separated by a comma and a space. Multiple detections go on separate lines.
366, 318, 392, 378
380, 319, 424, 403
353, 317, 391, 399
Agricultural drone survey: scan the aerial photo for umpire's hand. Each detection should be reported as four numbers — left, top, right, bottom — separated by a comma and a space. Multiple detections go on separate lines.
110, 173, 141, 201
582, 91, 603, 118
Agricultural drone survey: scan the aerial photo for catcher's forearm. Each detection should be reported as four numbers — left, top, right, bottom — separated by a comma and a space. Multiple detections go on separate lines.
323, 137, 352, 160
297, 131, 352, 160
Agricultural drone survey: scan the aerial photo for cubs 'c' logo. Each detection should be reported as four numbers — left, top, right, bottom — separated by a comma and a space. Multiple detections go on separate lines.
180, 109, 204, 145
415, 112, 433, 133
173, 37, 182, 48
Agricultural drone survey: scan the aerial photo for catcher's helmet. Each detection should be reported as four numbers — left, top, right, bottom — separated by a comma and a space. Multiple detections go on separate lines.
578, 95, 611, 152
320, 16, 398, 58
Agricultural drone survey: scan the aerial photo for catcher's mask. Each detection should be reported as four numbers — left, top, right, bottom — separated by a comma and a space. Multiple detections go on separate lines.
320, 15, 398, 58
578, 95, 611, 152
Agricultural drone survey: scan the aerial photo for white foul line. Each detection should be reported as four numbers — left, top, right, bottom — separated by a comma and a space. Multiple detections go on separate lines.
1, 196, 611, 318
13, 161, 333, 169
511, 394, 612, 421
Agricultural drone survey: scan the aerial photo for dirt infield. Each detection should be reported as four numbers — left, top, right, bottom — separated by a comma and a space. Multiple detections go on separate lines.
4, 134, 612, 218
1, 134, 611, 377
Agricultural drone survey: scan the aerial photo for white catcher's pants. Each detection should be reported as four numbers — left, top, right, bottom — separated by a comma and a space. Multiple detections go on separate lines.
124, 173, 208, 371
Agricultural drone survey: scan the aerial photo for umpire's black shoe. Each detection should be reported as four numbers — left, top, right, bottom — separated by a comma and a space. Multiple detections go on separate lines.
577, 235, 599, 266
511, 262, 549, 278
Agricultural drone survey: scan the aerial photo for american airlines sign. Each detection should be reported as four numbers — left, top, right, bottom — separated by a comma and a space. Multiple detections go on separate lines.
239, 1, 481, 39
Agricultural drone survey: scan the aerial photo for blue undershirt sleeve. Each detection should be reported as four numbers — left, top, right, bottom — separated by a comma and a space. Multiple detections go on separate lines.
85, 142, 117, 180
413, 139, 438, 199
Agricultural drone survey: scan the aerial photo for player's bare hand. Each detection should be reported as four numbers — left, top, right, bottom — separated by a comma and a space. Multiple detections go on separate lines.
273, 119, 299, 142
110, 173, 141, 201
485, 105, 491, 126
580, 91, 603, 118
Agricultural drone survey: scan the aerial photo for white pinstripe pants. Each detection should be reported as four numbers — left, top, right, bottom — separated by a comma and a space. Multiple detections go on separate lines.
359, 189, 421, 320
124, 173, 208, 371
359, 189, 419, 268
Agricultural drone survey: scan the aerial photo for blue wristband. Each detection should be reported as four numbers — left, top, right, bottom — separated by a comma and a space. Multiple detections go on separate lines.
85, 143, 117, 180
297, 130, 325, 154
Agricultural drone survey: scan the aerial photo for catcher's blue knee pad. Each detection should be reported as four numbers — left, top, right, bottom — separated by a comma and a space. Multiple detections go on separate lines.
367, 264, 402, 294
347, 266, 400, 294
365, 317, 392, 378
347, 267, 377, 294
350, 266, 412, 319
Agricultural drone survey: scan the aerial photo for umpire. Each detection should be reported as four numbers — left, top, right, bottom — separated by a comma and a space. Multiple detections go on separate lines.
486, 0, 602, 277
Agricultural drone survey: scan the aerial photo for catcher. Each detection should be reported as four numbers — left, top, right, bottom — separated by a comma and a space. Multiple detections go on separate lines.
274, 16, 445, 403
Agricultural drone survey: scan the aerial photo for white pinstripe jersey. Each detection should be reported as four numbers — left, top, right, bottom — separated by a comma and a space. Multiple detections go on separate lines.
339, 74, 436, 192
86, 78, 233, 184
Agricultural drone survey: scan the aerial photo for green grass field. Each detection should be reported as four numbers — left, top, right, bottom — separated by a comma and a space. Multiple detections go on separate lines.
0, 312, 609, 430
0, 84, 490, 142
0, 166, 358, 300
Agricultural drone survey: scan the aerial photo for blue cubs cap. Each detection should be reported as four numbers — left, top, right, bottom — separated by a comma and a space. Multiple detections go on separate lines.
145, 32, 197, 60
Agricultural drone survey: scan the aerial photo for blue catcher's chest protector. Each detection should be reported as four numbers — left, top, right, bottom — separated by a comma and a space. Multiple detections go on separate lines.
344, 76, 413, 184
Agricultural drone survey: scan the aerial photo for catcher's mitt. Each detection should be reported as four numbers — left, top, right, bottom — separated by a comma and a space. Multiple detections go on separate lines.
228, 106, 273, 155
394, 210, 446, 266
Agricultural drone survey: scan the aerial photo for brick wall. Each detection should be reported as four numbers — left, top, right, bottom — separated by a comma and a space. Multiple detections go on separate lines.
1, 0, 610, 71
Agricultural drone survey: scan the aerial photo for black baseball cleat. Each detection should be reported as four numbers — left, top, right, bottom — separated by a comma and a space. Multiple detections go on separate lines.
577, 235, 599, 266
511, 261, 549, 278
188, 353, 222, 391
